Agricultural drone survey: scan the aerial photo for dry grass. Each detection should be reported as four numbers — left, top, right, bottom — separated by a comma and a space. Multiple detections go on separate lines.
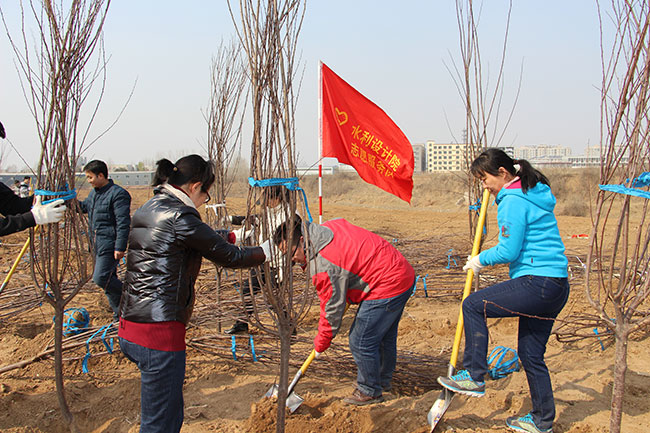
297, 167, 599, 215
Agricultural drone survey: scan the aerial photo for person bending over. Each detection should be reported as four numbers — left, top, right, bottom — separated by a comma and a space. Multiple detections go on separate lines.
274, 215, 415, 405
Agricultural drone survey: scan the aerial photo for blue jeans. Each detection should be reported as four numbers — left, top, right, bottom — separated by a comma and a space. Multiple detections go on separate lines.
119, 337, 186, 433
348, 284, 413, 397
93, 253, 123, 319
462, 275, 569, 430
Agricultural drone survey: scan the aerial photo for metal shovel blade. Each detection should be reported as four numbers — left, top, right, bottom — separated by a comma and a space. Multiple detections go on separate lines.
264, 383, 305, 413
427, 388, 454, 432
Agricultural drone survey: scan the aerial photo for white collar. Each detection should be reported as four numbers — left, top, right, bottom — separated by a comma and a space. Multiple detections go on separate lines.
161, 183, 196, 209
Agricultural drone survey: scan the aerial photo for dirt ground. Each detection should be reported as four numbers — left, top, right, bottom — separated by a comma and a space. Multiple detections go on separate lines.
0, 173, 649, 432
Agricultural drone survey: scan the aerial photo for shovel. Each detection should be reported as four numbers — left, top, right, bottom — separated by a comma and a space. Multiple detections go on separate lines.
0, 226, 37, 295
265, 349, 317, 413
265, 304, 351, 413
427, 188, 490, 432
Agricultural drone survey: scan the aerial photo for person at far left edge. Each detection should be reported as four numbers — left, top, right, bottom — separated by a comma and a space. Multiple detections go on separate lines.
80, 160, 131, 321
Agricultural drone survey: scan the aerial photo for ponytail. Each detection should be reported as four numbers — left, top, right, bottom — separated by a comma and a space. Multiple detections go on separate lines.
470, 148, 549, 193
512, 158, 549, 193
152, 154, 215, 192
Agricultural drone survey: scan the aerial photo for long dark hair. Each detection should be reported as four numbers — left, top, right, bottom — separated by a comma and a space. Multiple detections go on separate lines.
152, 154, 215, 193
470, 148, 549, 193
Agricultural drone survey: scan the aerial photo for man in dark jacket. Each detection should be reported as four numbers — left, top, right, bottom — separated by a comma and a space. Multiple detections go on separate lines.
80, 160, 131, 320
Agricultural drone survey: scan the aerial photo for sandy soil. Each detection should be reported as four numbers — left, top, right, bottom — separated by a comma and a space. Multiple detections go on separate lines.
0, 175, 648, 433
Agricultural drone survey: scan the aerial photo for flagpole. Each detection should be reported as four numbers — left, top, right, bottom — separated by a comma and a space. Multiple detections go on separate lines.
318, 61, 323, 224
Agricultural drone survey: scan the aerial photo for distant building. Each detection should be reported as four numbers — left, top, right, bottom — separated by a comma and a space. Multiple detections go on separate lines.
569, 144, 629, 167
110, 171, 154, 186
426, 140, 468, 172
412, 143, 426, 172
515, 144, 572, 161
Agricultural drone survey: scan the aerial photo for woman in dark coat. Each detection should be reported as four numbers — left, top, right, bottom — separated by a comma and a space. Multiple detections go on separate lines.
118, 155, 267, 433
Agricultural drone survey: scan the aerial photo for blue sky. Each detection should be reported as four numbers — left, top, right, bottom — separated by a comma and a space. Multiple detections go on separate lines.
0, 1, 604, 170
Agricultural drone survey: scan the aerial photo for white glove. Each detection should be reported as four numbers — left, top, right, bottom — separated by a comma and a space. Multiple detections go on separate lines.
233, 226, 255, 243
260, 239, 272, 263
31, 197, 66, 225
463, 255, 484, 274
314, 350, 322, 359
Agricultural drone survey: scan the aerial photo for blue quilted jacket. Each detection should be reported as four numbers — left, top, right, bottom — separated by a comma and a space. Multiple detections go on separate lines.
80, 179, 132, 255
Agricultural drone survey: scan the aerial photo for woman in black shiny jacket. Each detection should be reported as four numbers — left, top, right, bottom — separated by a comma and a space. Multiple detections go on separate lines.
118, 155, 266, 433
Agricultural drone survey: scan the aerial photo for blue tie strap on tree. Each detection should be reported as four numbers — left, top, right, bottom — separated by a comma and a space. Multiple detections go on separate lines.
248, 177, 313, 222
469, 199, 488, 234
250, 335, 258, 362
231, 335, 237, 360
57, 308, 90, 337
599, 172, 650, 199
469, 199, 481, 214
82, 323, 115, 373
445, 249, 457, 269
34, 186, 77, 204
593, 328, 606, 351
487, 346, 520, 379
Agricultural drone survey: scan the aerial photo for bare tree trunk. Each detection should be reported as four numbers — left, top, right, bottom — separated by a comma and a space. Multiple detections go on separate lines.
53, 304, 76, 431
275, 327, 291, 432
610, 322, 629, 433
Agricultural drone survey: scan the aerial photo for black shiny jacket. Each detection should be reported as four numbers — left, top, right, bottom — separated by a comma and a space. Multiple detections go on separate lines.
0, 182, 34, 236
119, 188, 265, 324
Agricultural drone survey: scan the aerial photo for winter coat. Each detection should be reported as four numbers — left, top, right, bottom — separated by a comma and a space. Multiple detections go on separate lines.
80, 179, 131, 256
306, 218, 415, 352
120, 185, 266, 325
478, 180, 568, 279
0, 182, 35, 236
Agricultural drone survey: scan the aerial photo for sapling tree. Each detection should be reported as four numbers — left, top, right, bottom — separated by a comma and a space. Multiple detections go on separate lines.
448, 0, 521, 239
587, 1, 650, 432
0, 1, 110, 430
203, 38, 248, 331
228, 1, 313, 432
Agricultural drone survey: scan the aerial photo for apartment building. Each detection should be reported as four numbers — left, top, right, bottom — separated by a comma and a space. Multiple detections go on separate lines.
426, 140, 468, 172
412, 143, 427, 172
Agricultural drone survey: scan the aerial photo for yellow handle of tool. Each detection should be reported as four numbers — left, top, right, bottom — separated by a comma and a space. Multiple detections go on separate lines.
300, 349, 317, 374
0, 226, 38, 293
449, 188, 491, 369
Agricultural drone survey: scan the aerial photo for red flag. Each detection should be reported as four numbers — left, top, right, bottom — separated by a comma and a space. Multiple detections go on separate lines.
321, 62, 414, 203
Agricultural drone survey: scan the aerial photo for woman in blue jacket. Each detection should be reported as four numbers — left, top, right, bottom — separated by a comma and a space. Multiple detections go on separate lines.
437, 149, 569, 433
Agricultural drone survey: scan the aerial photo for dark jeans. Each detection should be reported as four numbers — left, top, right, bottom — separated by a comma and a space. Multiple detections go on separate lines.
119, 337, 186, 433
238, 267, 276, 317
462, 275, 569, 430
348, 284, 413, 397
93, 252, 123, 319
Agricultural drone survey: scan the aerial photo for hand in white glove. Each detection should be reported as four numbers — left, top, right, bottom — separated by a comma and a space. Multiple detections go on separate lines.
314, 350, 322, 359
260, 239, 272, 262
31, 197, 66, 225
463, 255, 484, 274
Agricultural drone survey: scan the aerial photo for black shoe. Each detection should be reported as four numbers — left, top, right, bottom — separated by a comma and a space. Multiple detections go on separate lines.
225, 321, 249, 334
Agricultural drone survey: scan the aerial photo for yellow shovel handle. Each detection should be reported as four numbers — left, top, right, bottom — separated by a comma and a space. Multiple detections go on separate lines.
0, 226, 38, 293
300, 349, 317, 374
449, 188, 491, 369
